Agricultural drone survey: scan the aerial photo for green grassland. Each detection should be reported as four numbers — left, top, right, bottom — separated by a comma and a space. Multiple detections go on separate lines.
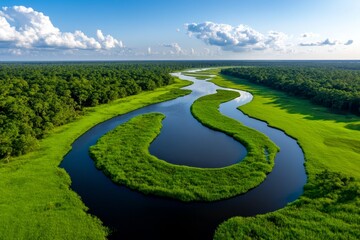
208, 71, 360, 239
89, 90, 278, 202
0, 79, 191, 240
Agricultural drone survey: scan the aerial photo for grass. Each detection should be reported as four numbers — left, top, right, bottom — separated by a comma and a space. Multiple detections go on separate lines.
0, 79, 191, 240
89, 90, 278, 202
182, 72, 212, 80
209, 71, 360, 239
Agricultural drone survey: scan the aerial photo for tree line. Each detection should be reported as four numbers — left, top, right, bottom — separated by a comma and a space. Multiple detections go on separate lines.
221, 67, 360, 115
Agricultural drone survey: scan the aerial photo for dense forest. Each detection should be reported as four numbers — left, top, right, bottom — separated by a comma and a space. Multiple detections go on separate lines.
221, 67, 360, 115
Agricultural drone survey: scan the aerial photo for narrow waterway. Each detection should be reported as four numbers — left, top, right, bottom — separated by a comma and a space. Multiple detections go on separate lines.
60, 69, 307, 240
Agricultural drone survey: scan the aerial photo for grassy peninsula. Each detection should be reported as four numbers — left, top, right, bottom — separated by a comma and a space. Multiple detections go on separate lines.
89, 90, 278, 202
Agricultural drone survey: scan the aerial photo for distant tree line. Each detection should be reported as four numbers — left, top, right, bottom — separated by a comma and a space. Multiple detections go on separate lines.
221, 67, 360, 115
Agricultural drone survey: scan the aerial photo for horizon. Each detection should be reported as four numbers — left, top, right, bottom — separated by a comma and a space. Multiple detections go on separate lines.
1, 59, 360, 63
1, 0, 359, 60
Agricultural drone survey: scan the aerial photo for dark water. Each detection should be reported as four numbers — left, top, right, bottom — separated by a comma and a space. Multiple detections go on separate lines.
60, 70, 307, 240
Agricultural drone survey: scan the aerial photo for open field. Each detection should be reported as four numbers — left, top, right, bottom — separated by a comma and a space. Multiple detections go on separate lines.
208, 71, 360, 239
0, 79, 191, 240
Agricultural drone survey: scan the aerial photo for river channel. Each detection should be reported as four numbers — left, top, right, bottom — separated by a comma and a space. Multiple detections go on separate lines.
60, 69, 307, 240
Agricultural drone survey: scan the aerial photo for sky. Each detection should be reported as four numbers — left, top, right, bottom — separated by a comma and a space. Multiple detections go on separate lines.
0, 0, 359, 60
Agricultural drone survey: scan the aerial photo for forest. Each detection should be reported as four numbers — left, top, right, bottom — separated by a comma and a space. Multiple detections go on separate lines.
221, 66, 360, 115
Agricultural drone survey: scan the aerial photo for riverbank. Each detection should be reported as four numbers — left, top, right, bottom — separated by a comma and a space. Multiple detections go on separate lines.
208, 70, 360, 239
0, 79, 191, 239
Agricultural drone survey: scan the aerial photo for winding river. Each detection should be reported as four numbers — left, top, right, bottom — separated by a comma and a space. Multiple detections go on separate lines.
60, 70, 307, 240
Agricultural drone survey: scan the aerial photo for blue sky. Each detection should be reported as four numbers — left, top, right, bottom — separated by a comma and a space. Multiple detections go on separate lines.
0, 0, 359, 60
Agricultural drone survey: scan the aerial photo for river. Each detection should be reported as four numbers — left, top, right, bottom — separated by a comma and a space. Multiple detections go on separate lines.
60, 69, 307, 240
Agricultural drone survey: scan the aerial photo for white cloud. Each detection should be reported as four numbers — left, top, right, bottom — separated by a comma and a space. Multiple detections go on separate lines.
185, 21, 289, 52
0, 6, 124, 51
266, 31, 289, 51
0, 13, 17, 41
147, 47, 151, 54
96, 29, 123, 49
186, 21, 354, 55
299, 38, 353, 47
162, 42, 183, 54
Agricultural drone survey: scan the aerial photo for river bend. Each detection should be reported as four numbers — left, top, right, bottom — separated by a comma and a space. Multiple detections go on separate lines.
60, 69, 307, 240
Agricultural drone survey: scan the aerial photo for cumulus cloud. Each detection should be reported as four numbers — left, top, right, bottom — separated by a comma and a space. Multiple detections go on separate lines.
0, 6, 123, 51
265, 31, 289, 51
185, 21, 289, 52
299, 38, 353, 47
185, 21, 354, 54
96, 30, 123, 49
162, 42, 183, 54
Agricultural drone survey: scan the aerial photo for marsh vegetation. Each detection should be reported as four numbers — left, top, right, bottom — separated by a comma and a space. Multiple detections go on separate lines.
89, 89, 278, 201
